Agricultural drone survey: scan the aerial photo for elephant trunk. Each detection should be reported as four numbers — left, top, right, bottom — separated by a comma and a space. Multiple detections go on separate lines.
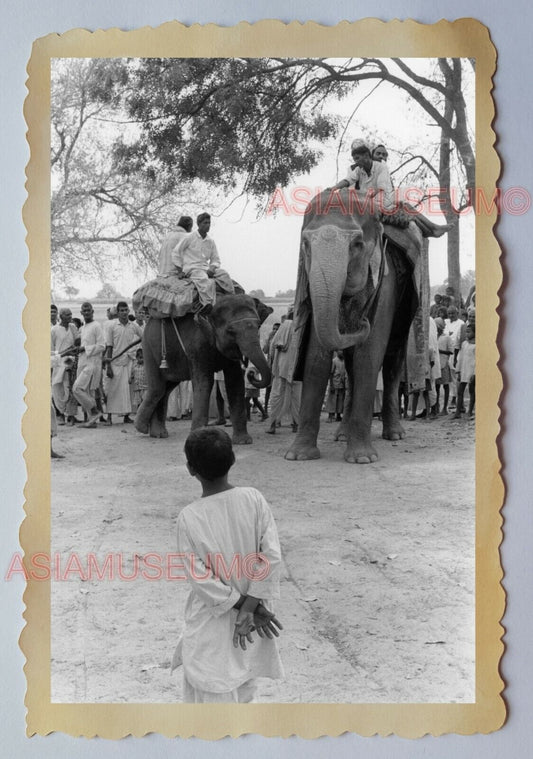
308, 237, 370, 351
240, 340, 272, 389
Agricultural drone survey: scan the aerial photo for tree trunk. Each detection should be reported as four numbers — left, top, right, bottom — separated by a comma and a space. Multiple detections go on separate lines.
446, 220, 461, 298
438, 58, 462, 297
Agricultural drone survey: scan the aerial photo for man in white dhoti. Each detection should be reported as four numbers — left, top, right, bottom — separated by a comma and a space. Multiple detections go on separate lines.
175, 427, 284, 703
51, 307, 79, 424
266, 308, 301, 435
72, 302, 105, 428
103, 301, 143, 425
173, 212, 235, 315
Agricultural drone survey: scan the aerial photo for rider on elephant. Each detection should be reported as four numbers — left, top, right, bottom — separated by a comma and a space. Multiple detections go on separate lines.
331, 139, 451, 239
158, 215, 193, 276
172, 212, 235, 317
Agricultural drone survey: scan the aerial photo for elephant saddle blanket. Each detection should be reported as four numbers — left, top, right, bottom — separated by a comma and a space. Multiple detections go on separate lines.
133, 274, 245, 319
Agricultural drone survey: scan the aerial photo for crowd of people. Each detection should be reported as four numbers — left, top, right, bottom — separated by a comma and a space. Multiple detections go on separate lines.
50, 282, 475, 460
50, 301, 149, 455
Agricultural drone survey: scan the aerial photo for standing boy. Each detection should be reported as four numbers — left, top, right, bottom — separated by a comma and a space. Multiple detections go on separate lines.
176, 427, 283, 703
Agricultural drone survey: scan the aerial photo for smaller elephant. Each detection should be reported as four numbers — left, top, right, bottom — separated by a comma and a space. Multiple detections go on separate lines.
135, 294, 273, 443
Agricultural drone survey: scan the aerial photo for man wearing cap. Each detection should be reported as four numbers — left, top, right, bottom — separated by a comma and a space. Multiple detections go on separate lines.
333, 139, 451, 238
331, 139, 396, 211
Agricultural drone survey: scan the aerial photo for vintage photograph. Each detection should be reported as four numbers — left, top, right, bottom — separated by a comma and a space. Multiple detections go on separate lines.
48, 54, 476, 704
22, 20, 504, 737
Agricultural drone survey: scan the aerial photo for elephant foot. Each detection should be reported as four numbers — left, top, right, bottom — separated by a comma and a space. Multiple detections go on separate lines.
285, 443, 321, 461
134, 417, 150, 435
149, 424, 169, 439
382, 422, 406, 441
232, 432, 253, 445
334, 424, 348, 442
344, 442, 378, 464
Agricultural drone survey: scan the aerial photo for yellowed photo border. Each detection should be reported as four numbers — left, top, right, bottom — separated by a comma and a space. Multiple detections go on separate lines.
22, 18, 504, 738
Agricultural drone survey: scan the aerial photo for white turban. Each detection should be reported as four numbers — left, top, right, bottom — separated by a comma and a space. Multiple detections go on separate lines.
350, 138, 369, 153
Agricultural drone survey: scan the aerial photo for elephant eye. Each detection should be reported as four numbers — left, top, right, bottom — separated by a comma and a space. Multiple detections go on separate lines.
349, 234, 364, 251
301, 238, 311, 262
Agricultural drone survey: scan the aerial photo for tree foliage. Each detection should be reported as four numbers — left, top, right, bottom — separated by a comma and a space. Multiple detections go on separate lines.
51, 57, 475, 293
50, 59, 207, 287
116, 58, 474, 204
115, 58, 344, 201
248, 288, 266, 300
95, 282, 124, 301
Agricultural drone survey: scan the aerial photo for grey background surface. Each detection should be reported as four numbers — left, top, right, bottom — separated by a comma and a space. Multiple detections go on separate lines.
2, 1, 532, 756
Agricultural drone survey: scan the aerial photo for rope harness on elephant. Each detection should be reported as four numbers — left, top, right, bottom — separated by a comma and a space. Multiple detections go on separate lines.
226, 317, 260, 327
158, 314, 261, 370
157, 317, 189, 369
169, 317, 188, 358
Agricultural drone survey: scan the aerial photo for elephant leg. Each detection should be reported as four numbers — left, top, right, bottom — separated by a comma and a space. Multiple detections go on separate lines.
149, 383, 176, 438
189, 370, 214, 431
381, 280, 413, 440
381, 344, 408, 441
345, 289, 398, 463
285, 332, 331, 461
344, 340, 383, 464
224, 362, 252, 445
135, 376, 167, 435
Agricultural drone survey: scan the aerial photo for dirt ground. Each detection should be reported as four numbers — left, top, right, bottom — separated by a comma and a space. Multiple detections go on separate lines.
50, 408, 475, 704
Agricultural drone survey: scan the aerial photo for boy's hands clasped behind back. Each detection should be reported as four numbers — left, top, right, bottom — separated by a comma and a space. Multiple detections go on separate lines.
233, 596, 283, 650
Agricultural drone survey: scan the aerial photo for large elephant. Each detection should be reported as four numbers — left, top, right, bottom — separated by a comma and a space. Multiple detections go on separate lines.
285, 188, 421, 464
135, 294, 273, 442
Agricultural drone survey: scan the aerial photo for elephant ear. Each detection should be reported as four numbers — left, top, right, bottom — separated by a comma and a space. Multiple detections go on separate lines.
252, 298, 274, 325
293, 236, 311, 328
196, 314, 217, 345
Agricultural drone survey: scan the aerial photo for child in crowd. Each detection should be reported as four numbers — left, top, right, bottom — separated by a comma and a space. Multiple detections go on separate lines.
175, 427, 284, 703
130, 348, 147, 412
454, 323, 476, 419
435, 317, 453, 415
326, 351, 346, 422
244, 362, 268, 421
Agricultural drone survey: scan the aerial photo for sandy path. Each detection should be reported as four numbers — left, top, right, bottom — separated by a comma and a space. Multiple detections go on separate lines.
51, 411, 475, 703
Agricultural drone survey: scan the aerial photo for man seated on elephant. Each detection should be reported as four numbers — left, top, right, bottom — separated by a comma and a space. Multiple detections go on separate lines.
158, 215, 193, 276
332, 139, 451, 238
331, 138, 396, 212
172, 212, 235, 317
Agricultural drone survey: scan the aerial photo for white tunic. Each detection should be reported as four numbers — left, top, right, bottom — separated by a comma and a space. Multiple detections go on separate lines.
172, 231, 221, 274
158, 227, 189, 276
104, 320, 143, 414
345, 159, 395, 210
77, 321, 105, 391
176, 486, 284, 693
